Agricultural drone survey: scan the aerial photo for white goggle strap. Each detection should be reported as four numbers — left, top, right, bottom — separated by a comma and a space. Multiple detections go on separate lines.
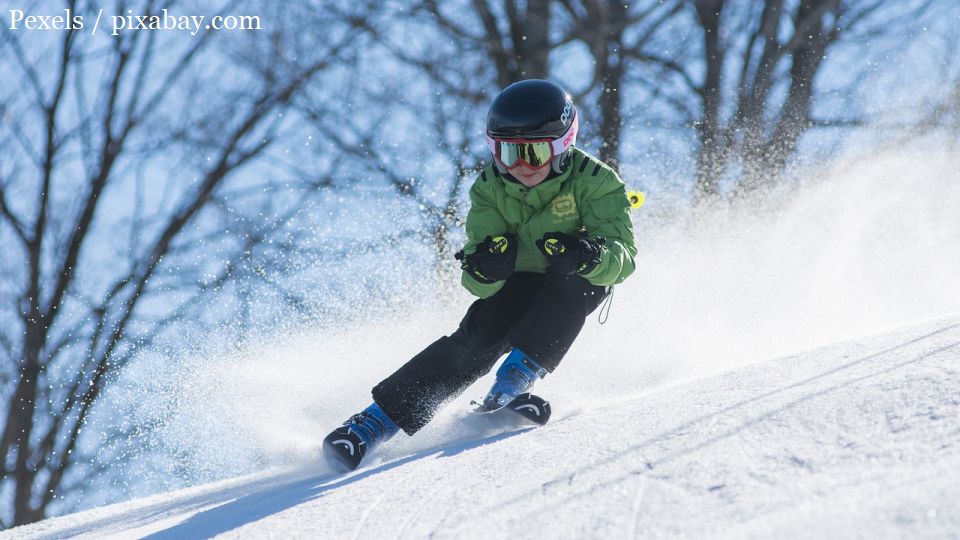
550, 112, 578, 155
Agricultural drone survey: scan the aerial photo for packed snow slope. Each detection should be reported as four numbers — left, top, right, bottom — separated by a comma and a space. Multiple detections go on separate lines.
10, 315, 960, 539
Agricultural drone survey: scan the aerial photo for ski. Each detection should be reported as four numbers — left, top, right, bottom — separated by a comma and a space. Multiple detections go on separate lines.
504, 392, 552, 425
472, 392, 552, 426
322, 426, 367, 471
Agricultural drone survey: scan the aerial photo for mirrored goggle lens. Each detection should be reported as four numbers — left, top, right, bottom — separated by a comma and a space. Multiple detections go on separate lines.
497, 140, 553, 168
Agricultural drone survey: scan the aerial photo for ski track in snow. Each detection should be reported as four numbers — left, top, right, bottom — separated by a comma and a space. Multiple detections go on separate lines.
8, 316, 960, 539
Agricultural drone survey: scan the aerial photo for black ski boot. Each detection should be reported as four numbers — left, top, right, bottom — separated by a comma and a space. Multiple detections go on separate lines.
323, 402, 399, 471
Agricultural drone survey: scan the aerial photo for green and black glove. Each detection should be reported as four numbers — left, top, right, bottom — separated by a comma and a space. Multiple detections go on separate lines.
536, 232, 605, 276
455, 234, 518, 284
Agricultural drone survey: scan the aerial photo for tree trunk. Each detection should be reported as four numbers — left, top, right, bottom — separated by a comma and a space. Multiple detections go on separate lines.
597, 2, 627, 171
694, 0, 727, 201
739, 0, 835, 194
498, 0, 552, 83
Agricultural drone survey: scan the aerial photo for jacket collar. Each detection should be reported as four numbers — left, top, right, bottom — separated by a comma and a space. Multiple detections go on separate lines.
501, 162, 574, 209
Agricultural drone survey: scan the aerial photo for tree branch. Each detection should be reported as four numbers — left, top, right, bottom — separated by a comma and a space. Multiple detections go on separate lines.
0, 182, 28, 246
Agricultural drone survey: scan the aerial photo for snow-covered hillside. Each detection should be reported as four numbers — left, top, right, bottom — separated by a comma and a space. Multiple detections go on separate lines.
11, 316, 959, 539
5, 149, 958, 538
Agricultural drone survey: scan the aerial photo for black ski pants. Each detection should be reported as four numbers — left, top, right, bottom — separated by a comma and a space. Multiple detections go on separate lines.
372, 272, 609, 435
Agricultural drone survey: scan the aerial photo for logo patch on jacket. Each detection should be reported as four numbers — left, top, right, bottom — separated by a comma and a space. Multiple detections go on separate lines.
551, 194, 577, 222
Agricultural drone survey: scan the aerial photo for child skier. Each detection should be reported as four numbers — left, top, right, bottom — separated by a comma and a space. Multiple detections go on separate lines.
323, 79, 637, 470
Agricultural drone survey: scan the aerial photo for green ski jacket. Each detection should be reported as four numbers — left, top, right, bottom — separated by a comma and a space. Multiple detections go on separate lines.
461, 148, 637, 298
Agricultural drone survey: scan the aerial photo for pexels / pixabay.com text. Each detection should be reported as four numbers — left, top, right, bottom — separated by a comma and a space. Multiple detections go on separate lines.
7, 8, 261, 36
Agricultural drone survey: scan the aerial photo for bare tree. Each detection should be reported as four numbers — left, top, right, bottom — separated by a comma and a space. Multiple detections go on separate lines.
435, 0, 554, 86
553, 1, 684, 169
292, 1, 502, 274
615, 0, 940, 200
0, 0, 358, 526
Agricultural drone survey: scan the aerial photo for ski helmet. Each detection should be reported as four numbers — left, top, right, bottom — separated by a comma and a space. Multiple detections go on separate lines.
486, 79, 579, 175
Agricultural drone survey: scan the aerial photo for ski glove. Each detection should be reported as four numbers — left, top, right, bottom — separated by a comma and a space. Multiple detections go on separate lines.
455, 234, 518, 284
536, 232, 605, 276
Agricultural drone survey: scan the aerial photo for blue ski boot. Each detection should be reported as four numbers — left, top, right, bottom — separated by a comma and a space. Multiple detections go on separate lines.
479, 348, 548, 413
323, 402, 400, 471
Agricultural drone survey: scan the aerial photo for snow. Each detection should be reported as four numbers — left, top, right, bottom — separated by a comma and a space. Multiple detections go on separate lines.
5, 148, 959, 538
9, 316, 960, 539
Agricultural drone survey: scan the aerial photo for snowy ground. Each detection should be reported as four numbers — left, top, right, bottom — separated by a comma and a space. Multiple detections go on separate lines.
9, 315, 960, 539
8, 150, 960, 538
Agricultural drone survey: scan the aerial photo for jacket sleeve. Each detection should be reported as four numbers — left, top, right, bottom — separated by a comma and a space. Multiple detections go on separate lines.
460, 178, 510, 298
579, 171, 637, 286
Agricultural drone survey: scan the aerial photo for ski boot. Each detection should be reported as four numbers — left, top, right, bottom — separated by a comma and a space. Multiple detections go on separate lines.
477, 349, 547, 412
323, 402, 400, 471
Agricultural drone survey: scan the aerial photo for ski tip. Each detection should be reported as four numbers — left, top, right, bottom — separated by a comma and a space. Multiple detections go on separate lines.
509, 393, 551, 426
322, 427, 365, 472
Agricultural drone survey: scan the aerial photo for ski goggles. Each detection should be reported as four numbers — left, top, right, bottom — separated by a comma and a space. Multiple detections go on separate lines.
486, 113, 579, 170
